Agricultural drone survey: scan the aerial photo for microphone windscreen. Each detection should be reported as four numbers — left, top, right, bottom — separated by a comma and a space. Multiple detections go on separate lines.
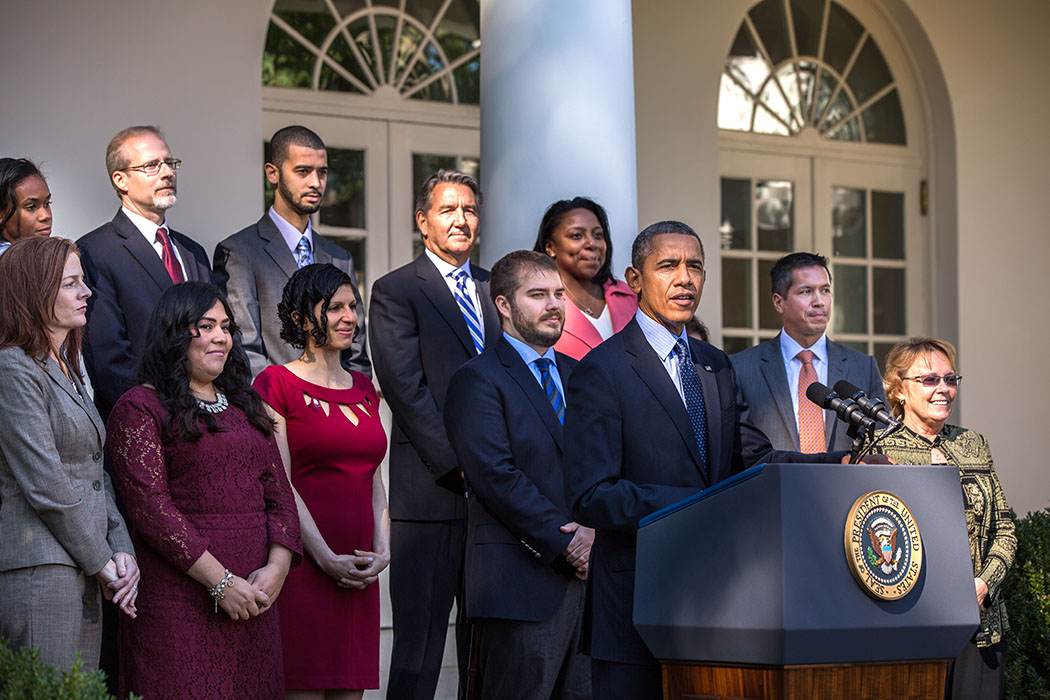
805, 381, 832, 407
834, 380, 864, 398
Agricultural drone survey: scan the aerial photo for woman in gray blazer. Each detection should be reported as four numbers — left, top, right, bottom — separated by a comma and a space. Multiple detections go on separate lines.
0, 236, 138, 671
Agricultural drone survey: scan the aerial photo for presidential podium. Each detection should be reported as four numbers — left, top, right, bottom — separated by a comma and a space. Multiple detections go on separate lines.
635, 463, 979, 700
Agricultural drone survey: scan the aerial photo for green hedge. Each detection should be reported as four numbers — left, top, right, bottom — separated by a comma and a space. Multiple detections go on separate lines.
0, 639, 140, 700
1005, 507, 1050, 699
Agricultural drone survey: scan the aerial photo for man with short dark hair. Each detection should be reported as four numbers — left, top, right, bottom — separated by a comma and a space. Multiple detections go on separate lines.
369, 169, 501, 700
730, 251, 886, 452
213, 125, 369, 377
445, 250, 591, 700
563, 222, 847, 699
79, 125, 212, 421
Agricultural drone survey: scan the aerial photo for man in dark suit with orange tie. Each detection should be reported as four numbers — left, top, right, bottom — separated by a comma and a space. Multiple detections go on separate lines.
445, 250, 591, 700
79, 125, 211, 422
563, 221, 847, 699
369, 170, 502, 699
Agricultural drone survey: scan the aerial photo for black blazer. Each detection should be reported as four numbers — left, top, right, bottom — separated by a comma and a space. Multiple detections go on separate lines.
213, 214, 369, 378
369, 254, 501, 521
445, 338, 578, 622
78, 209, 212, 419
563, 318, 844, 664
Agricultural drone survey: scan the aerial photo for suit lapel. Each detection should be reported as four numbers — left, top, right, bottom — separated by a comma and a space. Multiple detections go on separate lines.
825, 340, 849, 447
760, 334, 799, 447
112, 210, 173, 292
693, 343, 720, 479
256, 214, 300, 279
415, 255, 477, 356
474, 273, 502, 350
497, 340, 563, 449
43, 356, 103, 441
170, 232, 204, 282
623, 321, 705, 475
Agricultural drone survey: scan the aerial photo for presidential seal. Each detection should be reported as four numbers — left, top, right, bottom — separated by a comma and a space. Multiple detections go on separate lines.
844, 490, 923, 600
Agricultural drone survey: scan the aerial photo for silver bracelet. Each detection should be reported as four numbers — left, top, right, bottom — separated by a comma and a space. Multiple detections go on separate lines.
209, 569, 234, 613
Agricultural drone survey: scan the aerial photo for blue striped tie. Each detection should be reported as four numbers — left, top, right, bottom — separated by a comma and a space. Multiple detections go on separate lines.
534, 358, 564, 423
451, 269, 484, 354
673, 338, 708, 475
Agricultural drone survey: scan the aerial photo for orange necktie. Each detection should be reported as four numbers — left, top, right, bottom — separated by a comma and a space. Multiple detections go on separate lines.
797, 349, 825, 452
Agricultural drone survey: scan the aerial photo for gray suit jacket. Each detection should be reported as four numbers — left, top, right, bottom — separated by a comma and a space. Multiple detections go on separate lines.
0, 348, 133, 575
213, 213, 370, 378
729, 333, 887, 452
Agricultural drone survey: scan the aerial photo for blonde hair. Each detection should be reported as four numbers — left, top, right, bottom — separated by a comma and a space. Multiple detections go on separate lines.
883, 337, 957, 419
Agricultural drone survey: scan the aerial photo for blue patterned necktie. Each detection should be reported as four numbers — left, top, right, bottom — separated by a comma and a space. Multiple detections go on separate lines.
451, 269, 485, 354
294, 235, 313, 268
673, 338, 709, 473
534, 358, 565, 424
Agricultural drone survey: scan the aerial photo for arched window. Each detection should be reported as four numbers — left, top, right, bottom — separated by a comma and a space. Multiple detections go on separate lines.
717, 0, 926, 367
263, 0, 480, 104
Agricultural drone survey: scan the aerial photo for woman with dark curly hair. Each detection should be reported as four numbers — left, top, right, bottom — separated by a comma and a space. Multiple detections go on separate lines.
0, 158, 53, 255
105, 281, 302, 700
253, 263, 389, 699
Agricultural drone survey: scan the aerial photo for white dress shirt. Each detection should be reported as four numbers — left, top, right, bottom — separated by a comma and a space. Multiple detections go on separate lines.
424, 248, 485, 346
268, 206, 313, 255
121, 206, 187, 280
634, 309, 691, 406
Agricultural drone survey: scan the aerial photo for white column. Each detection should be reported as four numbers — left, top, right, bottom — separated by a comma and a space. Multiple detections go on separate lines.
479, 0, 638, 279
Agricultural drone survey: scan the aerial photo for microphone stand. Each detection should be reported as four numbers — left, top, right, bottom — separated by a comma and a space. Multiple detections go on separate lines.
848, 419, 906, 464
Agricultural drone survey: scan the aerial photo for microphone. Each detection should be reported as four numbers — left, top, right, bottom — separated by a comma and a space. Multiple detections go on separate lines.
805, 382, 872, 431
833, 380, 901, 428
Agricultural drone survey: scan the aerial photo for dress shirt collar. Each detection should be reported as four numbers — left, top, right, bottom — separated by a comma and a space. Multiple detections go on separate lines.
635, 308, 690, 361
503, 331, 556, 366
779, 329, 828, 365
424, 247, 473, 281
268, 206, 313, 254
122, 205, 169, 242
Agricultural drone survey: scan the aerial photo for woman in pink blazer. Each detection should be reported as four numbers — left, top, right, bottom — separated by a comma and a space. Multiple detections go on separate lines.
533, 197, 637, 360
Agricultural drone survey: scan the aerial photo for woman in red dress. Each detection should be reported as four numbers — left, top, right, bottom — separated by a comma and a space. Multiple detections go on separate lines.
254, 263, 390, 699
107, 281, 301, 700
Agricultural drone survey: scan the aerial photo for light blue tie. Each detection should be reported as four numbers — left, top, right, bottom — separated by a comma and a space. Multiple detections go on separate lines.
451, 269, 484, 354
534, 358, 564, 424
673, 338, 709, 477
294, 235, 313, 268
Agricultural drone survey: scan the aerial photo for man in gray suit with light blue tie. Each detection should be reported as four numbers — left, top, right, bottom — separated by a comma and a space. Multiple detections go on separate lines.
730, 252, 886, 452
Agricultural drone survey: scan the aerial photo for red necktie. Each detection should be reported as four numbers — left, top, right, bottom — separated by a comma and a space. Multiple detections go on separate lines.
156, 227, 185, 283
797, 349, 825, 452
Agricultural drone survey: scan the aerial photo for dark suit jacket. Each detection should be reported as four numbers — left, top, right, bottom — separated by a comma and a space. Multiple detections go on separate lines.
369, 254, 501, 521
212, 213, 369, 378
729, 333, 887, 451
445, 338, 578, 622
78, 209, 212, 419
563, 318, 844, 664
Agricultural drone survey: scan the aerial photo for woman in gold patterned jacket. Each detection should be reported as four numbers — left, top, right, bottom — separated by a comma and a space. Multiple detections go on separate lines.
877, 338, 1015, 700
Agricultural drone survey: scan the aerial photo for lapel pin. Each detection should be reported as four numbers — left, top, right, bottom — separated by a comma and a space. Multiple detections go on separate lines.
704, 365, 712, 372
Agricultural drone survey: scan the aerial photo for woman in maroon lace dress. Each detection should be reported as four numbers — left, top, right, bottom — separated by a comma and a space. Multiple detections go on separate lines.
253, 263, 389, 699
106, 281, 301, 700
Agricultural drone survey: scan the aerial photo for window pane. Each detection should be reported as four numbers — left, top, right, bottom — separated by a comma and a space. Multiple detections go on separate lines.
723, 336, 755, 355
754, 104, 791, 136
412, 153, 457, 220
862, 89, 907, 145
759, 77, 797, 130
324, 33, 371, 92
832, 187, 866, 257
719, 74, 756, 132
756, 180, 793, 251
832, 264, 867, 334
823, 2, 864, 76
720, 178, 751, 250
846, 37, 893, 106
722, 257, 752, 328
873, 342, 895, 375
872, 267, 905, 334
813, 67, 837, 125
838, 339, 868, 354
818, 88, 856, 136
273, 0, 336, 47
749, 0, 792, 66
324, 236, 367, 300
791, 0, 824, 57
320, 148, 366, 228
452, 59, 481, 105
727, 25, 768, 95
872, 191, 905, 259
826, 116, 861, 142
758, 258, 780, 330
263, 25, 315, 89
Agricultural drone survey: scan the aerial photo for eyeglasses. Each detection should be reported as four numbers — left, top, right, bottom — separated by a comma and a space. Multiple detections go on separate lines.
120, 158, 182, 176
903, 374, 962, 388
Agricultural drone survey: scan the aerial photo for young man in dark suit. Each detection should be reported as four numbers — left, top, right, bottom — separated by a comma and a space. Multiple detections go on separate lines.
79, 125, 212, 421
213, 125, 369, 378
730, 252, 886, 452
563, 221, 850, 699
445, 250, 592, 700
368, 170, 501, 700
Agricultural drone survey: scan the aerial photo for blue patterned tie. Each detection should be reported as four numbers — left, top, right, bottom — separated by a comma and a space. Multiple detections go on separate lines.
535, 358, 565, 423
673, 338, 708, 474
451, 269, 485, 354
294, 235, 313, 268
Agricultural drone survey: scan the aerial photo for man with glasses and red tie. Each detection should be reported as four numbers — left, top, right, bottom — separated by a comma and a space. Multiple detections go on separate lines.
79, 125, 212, 423
213, 125, 369, 379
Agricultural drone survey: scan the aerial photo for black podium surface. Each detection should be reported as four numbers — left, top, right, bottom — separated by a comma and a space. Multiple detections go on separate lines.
634, 463, 979, 666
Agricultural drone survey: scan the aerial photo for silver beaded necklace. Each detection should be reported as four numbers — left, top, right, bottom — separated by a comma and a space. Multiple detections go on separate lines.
197, 392, 229, 414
